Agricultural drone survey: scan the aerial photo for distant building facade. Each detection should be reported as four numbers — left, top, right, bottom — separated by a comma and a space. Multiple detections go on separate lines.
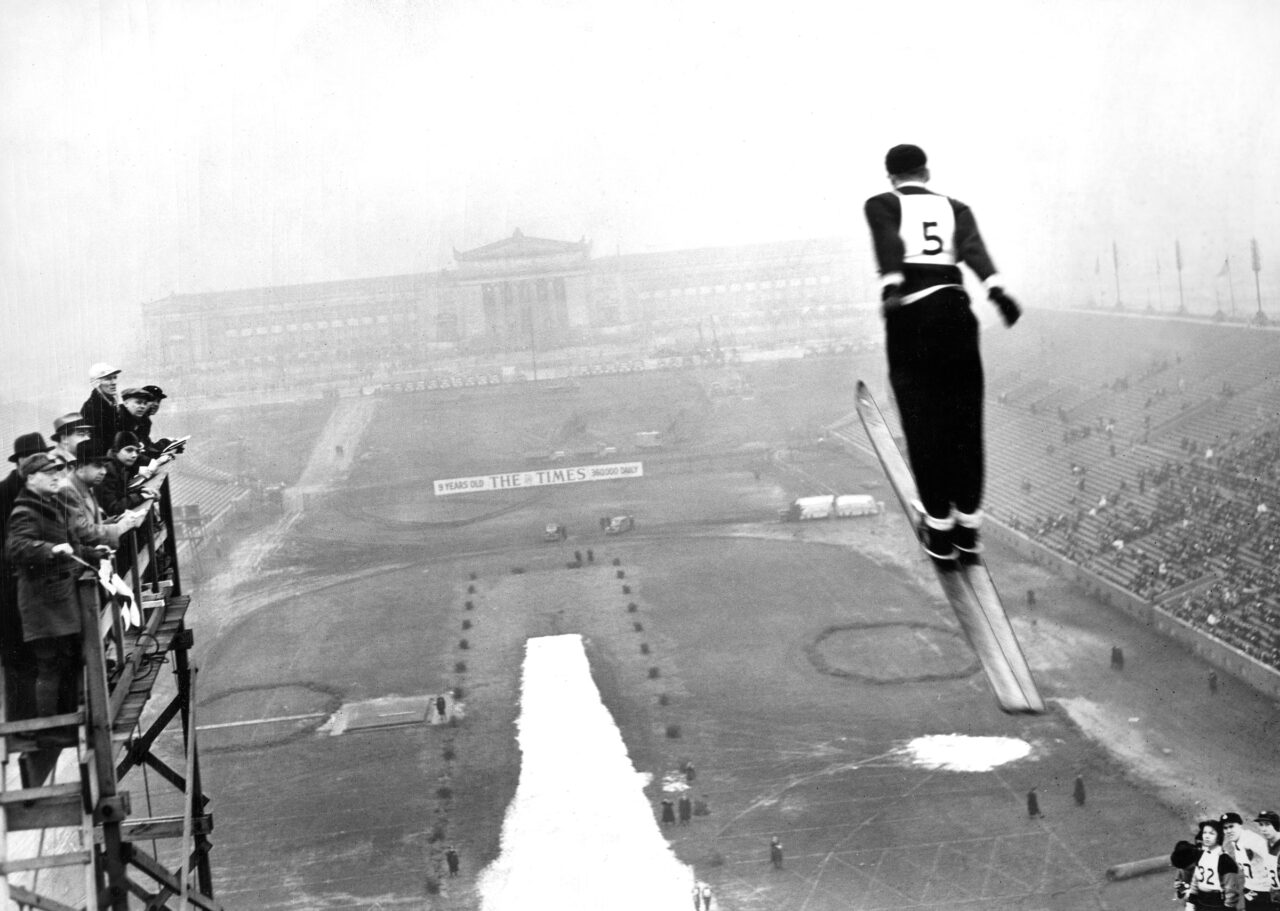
140, 230, 865, 389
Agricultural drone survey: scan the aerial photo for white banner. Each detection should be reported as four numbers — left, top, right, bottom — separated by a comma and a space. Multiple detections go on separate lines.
434, 461, 644, 496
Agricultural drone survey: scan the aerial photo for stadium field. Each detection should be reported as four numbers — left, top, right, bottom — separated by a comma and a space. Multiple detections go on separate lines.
165, 354, 1278, 910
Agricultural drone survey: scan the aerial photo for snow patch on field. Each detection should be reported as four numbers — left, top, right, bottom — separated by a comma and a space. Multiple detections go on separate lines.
902, 734, 1032, 771
478, 635, 693, 911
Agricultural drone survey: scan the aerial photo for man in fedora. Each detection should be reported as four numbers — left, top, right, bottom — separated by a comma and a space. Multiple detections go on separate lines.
2, 433, 55, 718
81, 362, 122, 445
63, 438, 143, 548
50, 413, 93, 465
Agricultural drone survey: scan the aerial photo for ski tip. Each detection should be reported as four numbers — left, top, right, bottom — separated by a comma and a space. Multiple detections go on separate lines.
999, 701, 1048, 716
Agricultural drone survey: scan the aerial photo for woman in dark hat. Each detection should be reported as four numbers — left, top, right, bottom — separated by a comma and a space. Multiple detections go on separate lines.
1173, 819, 1241, 909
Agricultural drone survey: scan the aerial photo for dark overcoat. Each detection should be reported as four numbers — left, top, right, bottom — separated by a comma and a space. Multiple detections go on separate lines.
5, 488, 94, 641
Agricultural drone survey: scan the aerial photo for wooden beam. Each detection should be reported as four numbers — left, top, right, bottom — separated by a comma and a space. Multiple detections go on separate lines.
104, 814, 213, 842
0, 782, 84, 830
0, 849, 91, 874
6, 883, 81, 911
127, 847, 222, 911
0, 711, 82, 737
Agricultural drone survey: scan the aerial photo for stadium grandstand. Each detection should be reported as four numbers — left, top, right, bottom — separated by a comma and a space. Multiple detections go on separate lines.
834, 306, 1280, 691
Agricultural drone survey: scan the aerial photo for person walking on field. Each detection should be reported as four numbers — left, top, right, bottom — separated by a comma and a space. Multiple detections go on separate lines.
1027, 787, 1044, 818
864, 144, 1021, 562
770, 836, 784, 869
678, 792, 692, 825
1073, 775, 1086, 807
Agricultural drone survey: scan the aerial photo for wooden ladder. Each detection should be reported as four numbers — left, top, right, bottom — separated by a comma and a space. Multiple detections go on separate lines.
0, 703, 98, 911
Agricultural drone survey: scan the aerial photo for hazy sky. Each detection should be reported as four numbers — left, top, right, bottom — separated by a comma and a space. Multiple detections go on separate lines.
3, 0, 1279, 393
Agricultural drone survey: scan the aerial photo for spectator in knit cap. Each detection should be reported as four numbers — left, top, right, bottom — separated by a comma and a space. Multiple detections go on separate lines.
50, 413, 93, 465
5, 451, 110, 718
2, 433, 54, 718
81, 362, 122, 445
63, 439, 143, 548
98, 432, 157, 519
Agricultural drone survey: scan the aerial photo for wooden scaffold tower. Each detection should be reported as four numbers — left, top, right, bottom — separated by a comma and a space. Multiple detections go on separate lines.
1, 467, 220, 910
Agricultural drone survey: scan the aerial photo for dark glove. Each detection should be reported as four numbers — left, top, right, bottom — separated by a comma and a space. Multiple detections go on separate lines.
990, 287, 1021, 327
881, 285, 904, 319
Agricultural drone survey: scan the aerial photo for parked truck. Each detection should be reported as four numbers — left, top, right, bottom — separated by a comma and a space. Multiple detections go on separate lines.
778, 494, 882, 522
605, 515, 635, 534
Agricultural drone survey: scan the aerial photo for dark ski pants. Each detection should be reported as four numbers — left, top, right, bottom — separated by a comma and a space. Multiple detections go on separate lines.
885, 288, 984, 521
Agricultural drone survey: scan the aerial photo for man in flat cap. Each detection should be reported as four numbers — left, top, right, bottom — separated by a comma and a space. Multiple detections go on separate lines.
2, 433, 54, 718
117, 387, 153, 445
138, 385, 168, 455
864, 144, 1021, 562
5, 451, 110, 718
81, 362, 122, 446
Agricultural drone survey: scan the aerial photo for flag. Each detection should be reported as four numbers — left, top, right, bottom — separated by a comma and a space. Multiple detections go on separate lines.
1112, 241, 1119, 269
1175, 239, 1182, 271
1252, 238, 1261, 272
1217, 257, 1230, 278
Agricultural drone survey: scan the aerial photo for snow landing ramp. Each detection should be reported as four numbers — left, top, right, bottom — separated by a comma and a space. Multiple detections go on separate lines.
478, 635, 694, 911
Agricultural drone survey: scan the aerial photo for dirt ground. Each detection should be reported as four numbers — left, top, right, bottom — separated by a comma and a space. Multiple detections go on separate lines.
173, 358, 1279, 910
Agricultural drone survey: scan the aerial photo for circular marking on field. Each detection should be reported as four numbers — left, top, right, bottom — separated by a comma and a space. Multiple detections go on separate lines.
806, 621, 980, 683
198, 682, 341, 751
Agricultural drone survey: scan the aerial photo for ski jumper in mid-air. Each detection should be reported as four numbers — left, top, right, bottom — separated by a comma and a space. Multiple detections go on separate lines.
863, 143, 1022, 562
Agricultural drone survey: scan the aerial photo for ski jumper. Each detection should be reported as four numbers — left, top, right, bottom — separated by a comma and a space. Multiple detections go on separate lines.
863, 182, 1003, 526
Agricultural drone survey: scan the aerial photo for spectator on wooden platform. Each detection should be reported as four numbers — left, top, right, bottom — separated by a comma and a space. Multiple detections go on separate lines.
63, 439, 143, 548
5, 452, 110, 718
81, 362, 122, 445
2, 433, 54, 719
49, 413, 93, 465
98, 432, 157, 519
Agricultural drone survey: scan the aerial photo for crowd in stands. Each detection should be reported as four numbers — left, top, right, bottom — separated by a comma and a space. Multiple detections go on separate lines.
983, 313, 1280, 675
1, 362, 185, 723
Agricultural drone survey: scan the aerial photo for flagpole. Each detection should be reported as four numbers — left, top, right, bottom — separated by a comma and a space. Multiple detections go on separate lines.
1112, 241, 1122, 309
1227, 256, 1237, 315
1252, 238, 1264, 323
1175, 240, 1186, 314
